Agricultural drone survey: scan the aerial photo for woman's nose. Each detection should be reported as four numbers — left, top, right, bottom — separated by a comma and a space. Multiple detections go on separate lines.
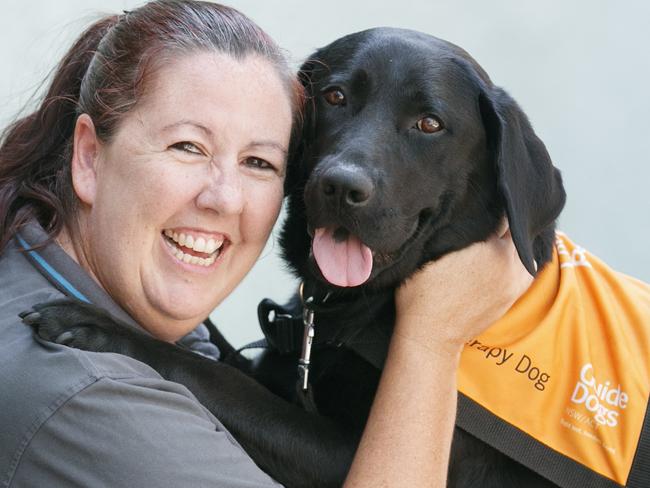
195, 163, 245, 215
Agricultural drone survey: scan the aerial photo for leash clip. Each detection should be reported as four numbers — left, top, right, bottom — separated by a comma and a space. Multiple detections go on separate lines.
297, 282, 331, 391
298, 297, 315, 391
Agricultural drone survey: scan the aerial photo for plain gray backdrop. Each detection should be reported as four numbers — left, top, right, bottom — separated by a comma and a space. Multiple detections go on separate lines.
2, 1, 648, 347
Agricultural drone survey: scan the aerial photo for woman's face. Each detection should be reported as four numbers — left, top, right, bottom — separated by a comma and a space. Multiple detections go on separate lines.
72, 51, 292, 341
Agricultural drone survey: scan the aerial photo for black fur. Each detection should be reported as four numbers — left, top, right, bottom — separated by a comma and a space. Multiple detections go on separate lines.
24, 28, 566, 487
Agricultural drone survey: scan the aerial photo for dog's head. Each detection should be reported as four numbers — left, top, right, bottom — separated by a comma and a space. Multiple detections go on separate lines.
281, 28, 565, 290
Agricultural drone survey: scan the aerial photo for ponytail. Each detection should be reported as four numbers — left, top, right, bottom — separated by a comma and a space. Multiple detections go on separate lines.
0, 16, 118, 253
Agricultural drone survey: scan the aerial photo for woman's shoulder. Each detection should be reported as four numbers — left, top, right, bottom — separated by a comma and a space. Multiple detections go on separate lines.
0, 274, 188, 433
0, 243, 227, 485
0, 295, 280, 488
0, 287, 263, 487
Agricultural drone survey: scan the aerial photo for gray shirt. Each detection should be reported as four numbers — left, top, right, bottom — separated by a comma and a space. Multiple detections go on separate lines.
0, 223, 281, 487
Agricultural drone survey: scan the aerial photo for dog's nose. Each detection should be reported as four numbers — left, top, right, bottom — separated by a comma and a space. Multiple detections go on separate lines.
320, 165, 374, 207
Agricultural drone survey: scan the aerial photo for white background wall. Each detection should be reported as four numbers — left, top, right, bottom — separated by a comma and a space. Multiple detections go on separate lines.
2, 1, 648, 347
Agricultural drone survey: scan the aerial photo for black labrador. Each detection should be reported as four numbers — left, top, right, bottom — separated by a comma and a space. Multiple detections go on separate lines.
23, 28, 566, 487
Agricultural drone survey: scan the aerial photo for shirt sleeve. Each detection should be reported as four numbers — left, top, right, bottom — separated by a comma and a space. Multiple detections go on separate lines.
10, 375, 282, 488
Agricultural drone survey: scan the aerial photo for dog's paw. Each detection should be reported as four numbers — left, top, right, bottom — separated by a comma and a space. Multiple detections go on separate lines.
20, 299, 116, 351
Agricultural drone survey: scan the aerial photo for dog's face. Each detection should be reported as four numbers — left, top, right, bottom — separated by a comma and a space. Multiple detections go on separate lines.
282, 28, 566, 291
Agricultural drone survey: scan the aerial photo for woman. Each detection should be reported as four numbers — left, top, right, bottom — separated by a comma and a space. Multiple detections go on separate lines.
0, 1, 531, 486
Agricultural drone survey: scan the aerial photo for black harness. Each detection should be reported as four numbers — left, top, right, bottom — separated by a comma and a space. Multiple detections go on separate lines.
238, 281, 390, 413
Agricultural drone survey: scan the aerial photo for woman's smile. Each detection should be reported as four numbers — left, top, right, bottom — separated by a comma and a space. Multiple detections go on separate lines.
162, 228, 228, 268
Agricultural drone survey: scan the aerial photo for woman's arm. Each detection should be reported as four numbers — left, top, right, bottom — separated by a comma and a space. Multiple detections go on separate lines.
344, 225, 533, 487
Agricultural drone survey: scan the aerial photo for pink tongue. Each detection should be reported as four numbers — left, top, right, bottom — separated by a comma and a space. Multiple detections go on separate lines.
312, 227, 373, 287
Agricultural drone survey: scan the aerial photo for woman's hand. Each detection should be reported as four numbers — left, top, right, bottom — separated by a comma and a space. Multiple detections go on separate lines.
345, 221, 534, 488
394, 221, 533, 355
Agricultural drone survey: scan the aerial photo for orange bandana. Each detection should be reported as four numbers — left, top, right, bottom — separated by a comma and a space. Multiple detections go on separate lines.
458, 233, 650, 487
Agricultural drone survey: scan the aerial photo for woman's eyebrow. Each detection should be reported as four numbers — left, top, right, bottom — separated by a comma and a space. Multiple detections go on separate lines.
162, 120, 213, 136
246, 141, 288, 156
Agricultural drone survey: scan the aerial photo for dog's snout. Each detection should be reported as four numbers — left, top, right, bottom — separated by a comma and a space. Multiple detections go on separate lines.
320, 166, 374, 207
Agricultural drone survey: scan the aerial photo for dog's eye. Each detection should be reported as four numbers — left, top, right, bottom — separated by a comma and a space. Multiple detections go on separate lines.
323, 88, 346, 106
415, 116, 443, 134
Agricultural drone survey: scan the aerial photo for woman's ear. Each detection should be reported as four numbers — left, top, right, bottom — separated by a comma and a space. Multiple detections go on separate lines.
71, 114, 100, 206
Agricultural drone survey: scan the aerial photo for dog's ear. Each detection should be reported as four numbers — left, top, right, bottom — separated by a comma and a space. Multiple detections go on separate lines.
479, 88, 566, 276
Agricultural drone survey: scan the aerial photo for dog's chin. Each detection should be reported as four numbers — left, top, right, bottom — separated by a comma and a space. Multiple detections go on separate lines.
307, 210, 434, 291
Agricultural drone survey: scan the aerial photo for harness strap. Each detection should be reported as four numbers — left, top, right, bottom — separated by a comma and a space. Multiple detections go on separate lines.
257, 298, 303, 354
256, 293, 389, 369
456, 394, 622, 488
237, 338, 270, 354
242, 303, 320, 414
627, 395, 650, 487
295, 381, 319, 414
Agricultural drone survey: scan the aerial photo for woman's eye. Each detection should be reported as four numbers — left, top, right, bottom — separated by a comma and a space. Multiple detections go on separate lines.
170, 141, 203, 155
414, 116, 444, 134
322, 87, 346, 106
245, 157, 274, 171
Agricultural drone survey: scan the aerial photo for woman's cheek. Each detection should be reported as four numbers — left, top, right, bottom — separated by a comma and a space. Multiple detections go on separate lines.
155, 163, 206, 209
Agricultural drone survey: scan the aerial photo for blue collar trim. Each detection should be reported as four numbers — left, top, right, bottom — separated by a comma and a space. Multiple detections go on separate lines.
16, 235, 91, 304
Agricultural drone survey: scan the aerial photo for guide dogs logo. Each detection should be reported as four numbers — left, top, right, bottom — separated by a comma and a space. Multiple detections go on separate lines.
571, 363, 628, 427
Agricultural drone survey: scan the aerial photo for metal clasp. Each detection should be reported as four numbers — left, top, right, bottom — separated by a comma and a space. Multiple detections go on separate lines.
296, 282, 331, 392
298, 304, 315, 391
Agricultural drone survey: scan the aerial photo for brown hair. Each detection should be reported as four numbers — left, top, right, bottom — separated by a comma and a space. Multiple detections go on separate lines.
0, 0, 303, 253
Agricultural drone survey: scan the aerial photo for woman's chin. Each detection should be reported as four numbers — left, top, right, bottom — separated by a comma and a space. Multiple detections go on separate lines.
138, 311, 206, 342
136, 288, 217, 340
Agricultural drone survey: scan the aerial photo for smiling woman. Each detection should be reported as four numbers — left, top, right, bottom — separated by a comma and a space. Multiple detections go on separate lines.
0, 1, 300, 486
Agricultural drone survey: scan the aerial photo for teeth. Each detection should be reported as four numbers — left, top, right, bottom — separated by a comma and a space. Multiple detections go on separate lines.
164, 230, 225, 255
205, 238, 223, 254
205, 239, 216, 254
193, 237, 206, 253
163, 237, 220, 267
